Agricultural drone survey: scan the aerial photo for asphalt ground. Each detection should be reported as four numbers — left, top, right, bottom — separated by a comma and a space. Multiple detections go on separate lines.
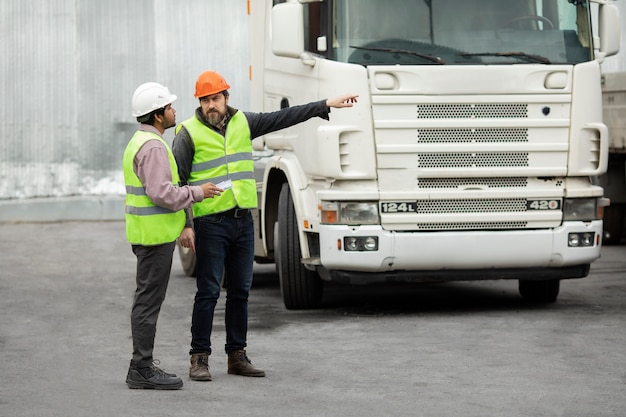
0, 221, 625, 417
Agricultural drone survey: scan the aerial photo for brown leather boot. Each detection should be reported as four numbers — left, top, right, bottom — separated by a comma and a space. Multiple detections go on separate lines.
227, 350, 265, 377
189, 353, 212, 381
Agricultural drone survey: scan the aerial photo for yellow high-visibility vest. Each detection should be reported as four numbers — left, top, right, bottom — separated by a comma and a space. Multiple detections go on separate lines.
177, 111, 257, 218
122, 131, 186, 245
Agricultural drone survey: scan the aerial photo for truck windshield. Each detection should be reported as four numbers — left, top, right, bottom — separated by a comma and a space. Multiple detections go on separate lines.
332, 0, 593, 66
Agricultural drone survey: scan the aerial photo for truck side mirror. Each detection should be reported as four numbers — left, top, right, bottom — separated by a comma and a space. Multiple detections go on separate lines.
271, 2, 305, 59
271, 2, 316, 66
599, 4, 620, 59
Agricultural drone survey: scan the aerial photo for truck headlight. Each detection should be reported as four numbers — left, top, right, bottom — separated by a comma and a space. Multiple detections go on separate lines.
563, 198, 598, 221
321, 201, 379, 225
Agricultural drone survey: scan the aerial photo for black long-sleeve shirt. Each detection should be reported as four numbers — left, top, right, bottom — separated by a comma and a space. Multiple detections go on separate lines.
172, 99, 330, 186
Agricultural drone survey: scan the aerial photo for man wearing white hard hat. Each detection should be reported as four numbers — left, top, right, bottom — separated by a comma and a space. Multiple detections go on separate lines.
122, 82, 223, 390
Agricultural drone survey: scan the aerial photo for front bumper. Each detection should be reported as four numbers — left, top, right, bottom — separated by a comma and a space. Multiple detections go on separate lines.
316, 220, 602, 283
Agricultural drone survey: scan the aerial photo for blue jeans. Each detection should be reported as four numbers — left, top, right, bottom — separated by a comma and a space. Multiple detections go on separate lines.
190, 211, 255, 355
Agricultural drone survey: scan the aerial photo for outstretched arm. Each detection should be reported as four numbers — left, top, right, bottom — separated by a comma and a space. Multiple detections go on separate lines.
326, 94, 359, 108
246, 95, 359, 139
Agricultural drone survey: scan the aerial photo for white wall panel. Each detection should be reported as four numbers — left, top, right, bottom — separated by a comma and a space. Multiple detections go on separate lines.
0, 0, 249, 200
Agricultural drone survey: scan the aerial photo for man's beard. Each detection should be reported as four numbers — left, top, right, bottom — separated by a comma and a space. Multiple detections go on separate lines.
206, 111, 224, 127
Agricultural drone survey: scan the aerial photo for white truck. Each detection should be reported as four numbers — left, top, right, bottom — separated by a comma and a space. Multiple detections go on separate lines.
180, 0, 621, 309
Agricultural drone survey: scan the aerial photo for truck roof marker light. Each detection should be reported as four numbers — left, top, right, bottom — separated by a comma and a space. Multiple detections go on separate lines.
303, 220, 310, 229
247, 0, 250, 15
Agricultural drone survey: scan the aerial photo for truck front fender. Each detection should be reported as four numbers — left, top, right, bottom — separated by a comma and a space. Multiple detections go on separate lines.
259, 154, 314, 259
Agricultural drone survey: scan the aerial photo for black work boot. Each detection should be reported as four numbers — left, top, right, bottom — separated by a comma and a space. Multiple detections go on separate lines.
126, 360, 183, 390
189, 353, 212, 381
227, 350, 265, 377
152, 360, 177, 378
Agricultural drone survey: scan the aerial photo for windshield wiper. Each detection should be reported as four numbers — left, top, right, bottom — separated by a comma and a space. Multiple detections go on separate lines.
350, 45, 445, 64
459, 51, 551, 64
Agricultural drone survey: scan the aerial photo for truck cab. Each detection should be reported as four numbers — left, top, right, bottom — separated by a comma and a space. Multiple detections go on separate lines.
181, 0, 621, 310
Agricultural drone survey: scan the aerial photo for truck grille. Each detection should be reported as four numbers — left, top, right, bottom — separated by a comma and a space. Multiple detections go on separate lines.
417, 177, 529, 188
413, 198, 528, 213
417, 221, 528, 231
417, 152, 529, 168
375, 96, 567, 232
416, 103, 528, 118
417, 128, 528, 143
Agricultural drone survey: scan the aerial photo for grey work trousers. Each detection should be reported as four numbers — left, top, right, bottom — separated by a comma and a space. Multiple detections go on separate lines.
130, 241, 175, 367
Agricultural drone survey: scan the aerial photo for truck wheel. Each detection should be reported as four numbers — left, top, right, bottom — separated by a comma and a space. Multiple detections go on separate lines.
277, 183, 323, 309
602, 204, 625, 245
176, 241, 197, 277
518, 279, 559, 303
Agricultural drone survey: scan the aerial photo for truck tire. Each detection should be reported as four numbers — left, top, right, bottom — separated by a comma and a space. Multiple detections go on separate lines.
518, 279, 559, 303
177, 241, 197, 277
602, 204, 625, 245
277, 183, 323, 309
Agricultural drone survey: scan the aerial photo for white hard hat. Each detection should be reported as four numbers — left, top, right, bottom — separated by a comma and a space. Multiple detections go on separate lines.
131, 82, 177, 117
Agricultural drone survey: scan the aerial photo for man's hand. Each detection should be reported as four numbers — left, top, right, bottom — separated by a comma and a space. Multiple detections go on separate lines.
326, 94, 359, 108
178, 227, 196, 252
199, 182, 224, 199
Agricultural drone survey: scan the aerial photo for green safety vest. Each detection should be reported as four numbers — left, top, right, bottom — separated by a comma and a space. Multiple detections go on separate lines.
177, 111, 257, 218
122, 130, 186, 245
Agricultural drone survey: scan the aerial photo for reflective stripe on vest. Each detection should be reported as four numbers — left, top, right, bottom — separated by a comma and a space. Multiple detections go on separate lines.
178, 111, 257, 218
122, 130, 185, 245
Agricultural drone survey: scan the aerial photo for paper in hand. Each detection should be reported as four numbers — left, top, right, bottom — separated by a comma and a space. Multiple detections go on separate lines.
216, 179, 232, 190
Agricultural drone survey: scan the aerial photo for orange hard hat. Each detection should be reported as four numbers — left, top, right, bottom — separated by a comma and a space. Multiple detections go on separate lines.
194, 70, 231, 98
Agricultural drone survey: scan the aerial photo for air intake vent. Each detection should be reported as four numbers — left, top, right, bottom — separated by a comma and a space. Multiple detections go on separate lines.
414, 199, 528, 213
417, 177, 529, 189
418, 152, 529, 168
417, 221, 528, 230
416, 104, 528, 119
417, 128, 528, 143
